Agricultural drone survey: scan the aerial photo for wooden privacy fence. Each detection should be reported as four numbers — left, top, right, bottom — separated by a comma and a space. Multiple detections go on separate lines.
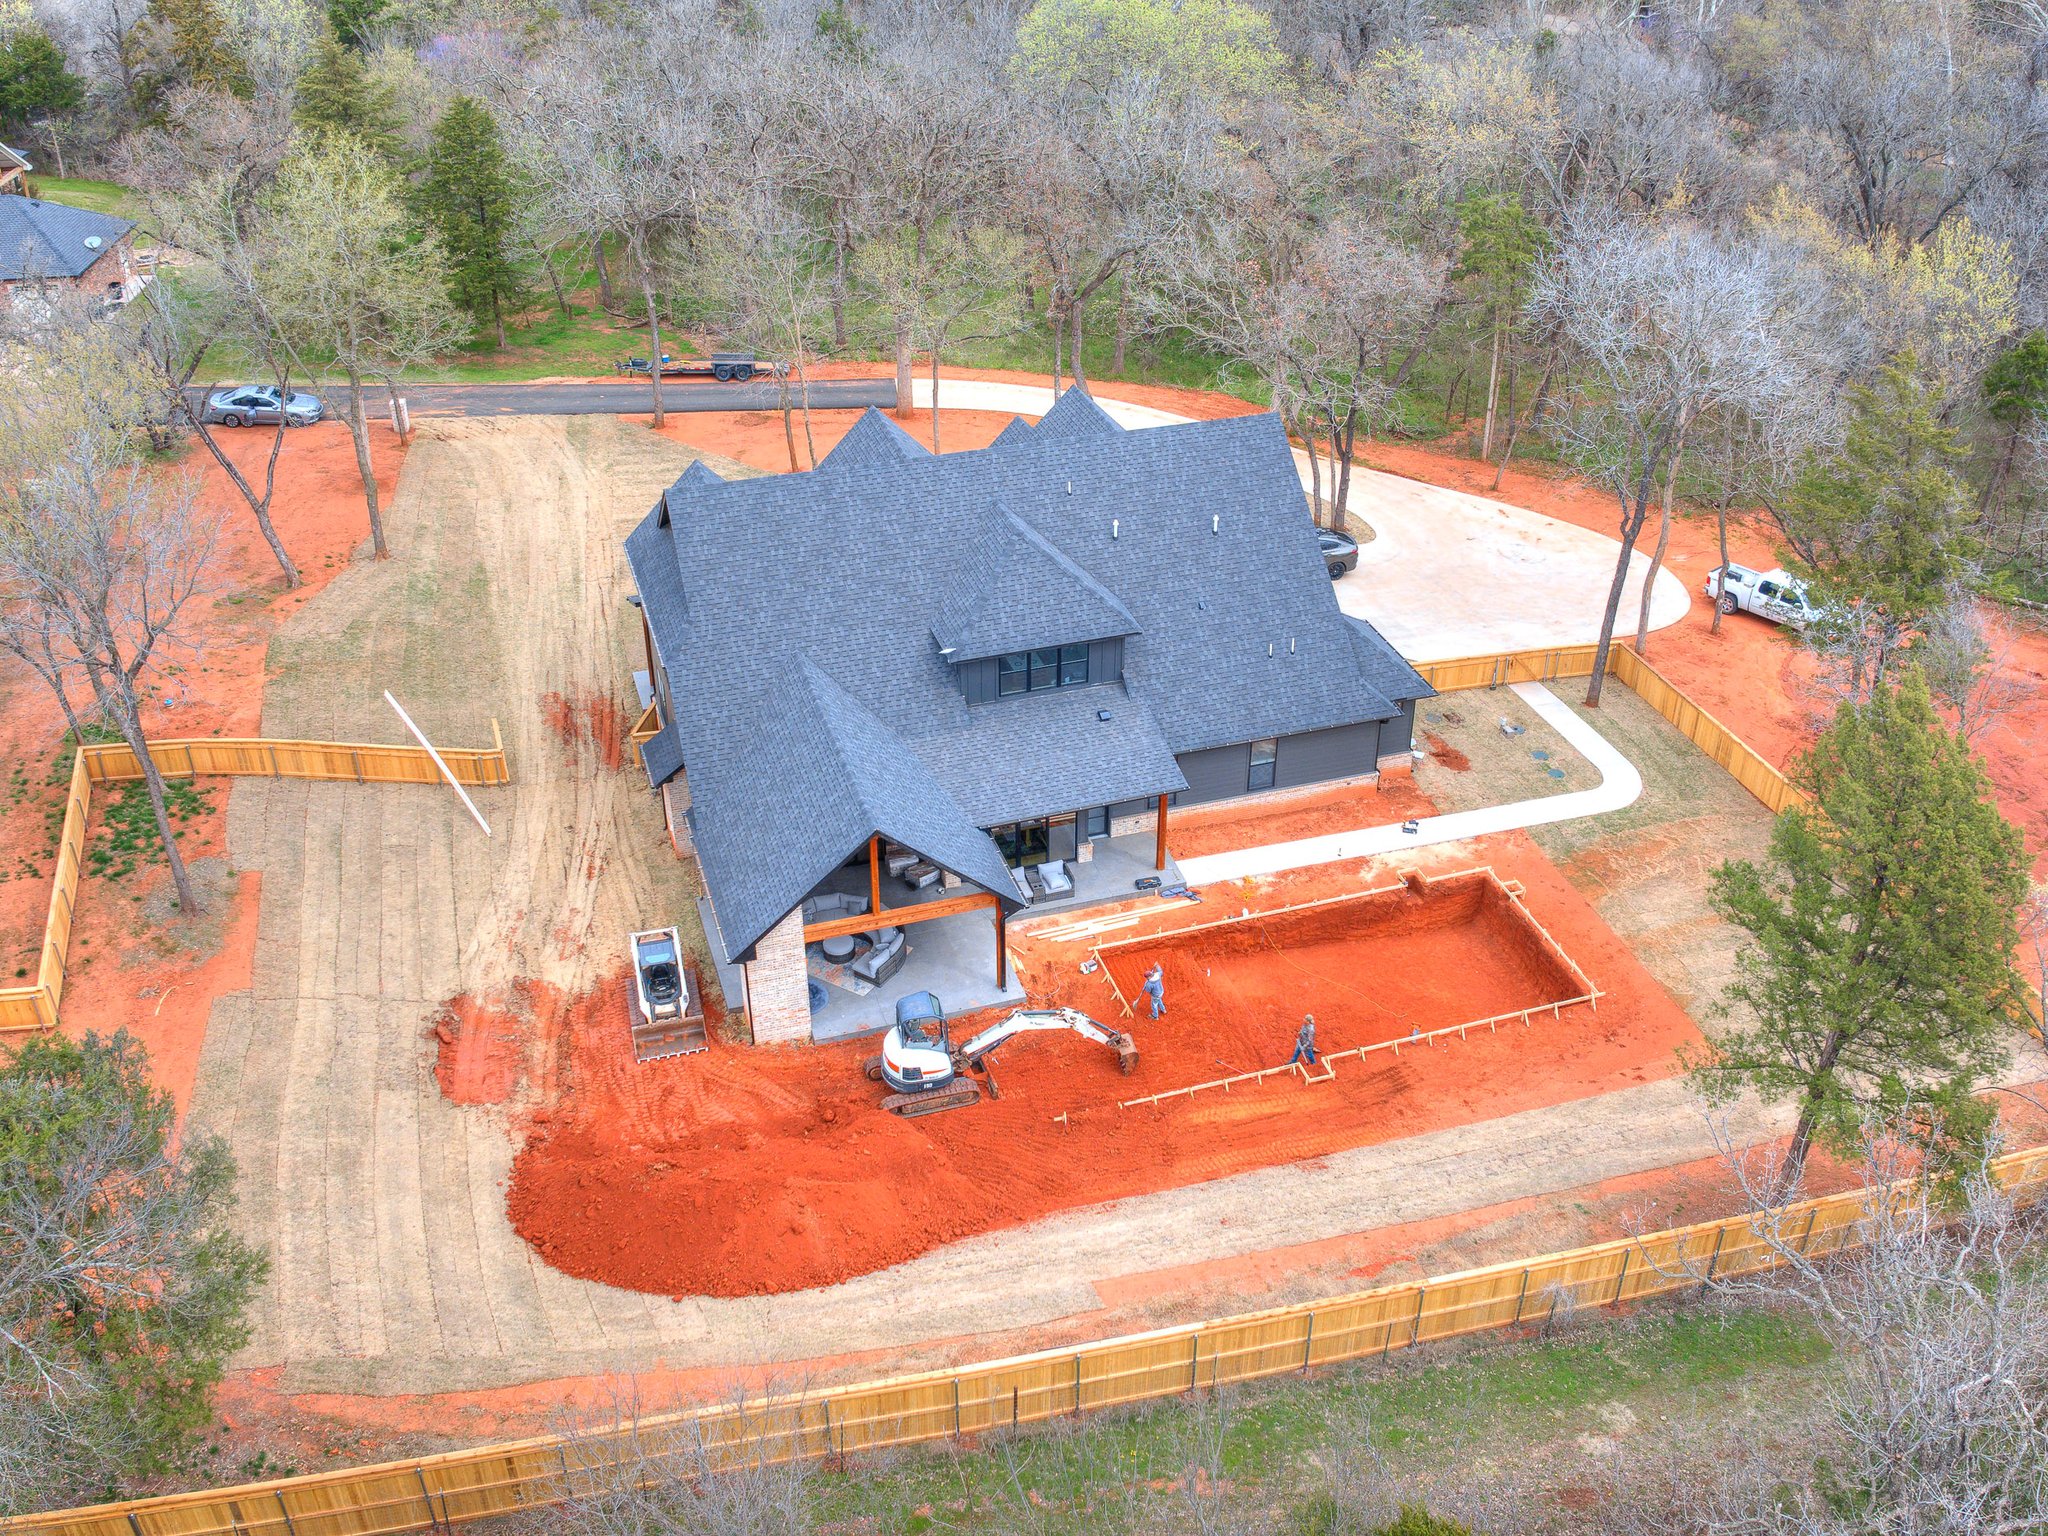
13, 1140, 2048, 1536
1412, 642, 1807, 816
0, 728, 508, 1035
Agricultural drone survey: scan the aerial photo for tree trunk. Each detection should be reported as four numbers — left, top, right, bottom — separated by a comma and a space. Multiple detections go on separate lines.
1301, 410, 1324, 529
1585, 424, 1676, 707
345, 374, 387, 559
797, 358, 818, 470
593, 237, 613, 310
831, 218, 849, 352
178, 398, 301, 587
640, 269, 665, 429
930, 352, 944, 452
1634, 438, 1683, 653
1112, 287, 1129, 377
112, 705, 198, 914
1051, 306, 1064, 399
1980, 425, 2022, 518
493, 290, 505, 351
1490, 348, 1556, 493
780, 377, 799, 472
543, 248, 569, 316
1711, 492, 1733, 636
1479, 319, 1504, 460
894, 317, 914, 420
1068, 297, 1089, 395
44, 119, 65, 179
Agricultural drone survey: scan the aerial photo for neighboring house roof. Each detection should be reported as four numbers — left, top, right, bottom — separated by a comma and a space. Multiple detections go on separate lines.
627, 402, 1424, 963
0, 143, 30, 174
0, 197, 133, 282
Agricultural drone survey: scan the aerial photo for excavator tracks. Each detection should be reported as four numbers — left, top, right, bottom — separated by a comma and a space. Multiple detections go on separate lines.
881, 1083, 983, 1117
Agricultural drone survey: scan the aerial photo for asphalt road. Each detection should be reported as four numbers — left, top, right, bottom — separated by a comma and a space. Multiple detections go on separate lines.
186, 376, 898, 420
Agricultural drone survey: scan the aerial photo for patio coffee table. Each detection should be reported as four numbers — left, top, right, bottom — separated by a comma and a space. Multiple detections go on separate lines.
820, 933, 858, 963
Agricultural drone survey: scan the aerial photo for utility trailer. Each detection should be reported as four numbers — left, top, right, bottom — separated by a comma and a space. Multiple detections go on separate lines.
614, 350, 786, 382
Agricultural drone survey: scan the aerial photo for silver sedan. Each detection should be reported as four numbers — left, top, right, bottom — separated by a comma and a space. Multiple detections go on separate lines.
199, 385, 324, 427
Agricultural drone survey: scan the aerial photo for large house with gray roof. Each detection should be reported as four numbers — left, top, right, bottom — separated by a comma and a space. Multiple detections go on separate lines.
625, 390, 1431, 1045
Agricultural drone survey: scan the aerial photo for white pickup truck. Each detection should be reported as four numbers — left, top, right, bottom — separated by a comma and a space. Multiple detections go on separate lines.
1703, 563, 1819, 629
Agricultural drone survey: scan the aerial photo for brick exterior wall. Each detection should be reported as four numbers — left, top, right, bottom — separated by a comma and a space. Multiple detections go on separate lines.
743, 906, 811, 1046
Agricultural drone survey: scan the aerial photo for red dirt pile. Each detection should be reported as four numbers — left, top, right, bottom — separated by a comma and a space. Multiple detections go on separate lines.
504, 834, 1700, 1299
1423, 731, 1471, 772
430, 983, 555, 1105
539, 691, 631, 772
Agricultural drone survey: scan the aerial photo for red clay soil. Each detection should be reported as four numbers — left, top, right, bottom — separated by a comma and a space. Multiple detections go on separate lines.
1166, 773, 1436, 859
1423, 730, 1472, 772
505, 832, 1700, 1299
1364, 439, 2048, 868
0, 422, 406, 1119
430, 985, 549, 1106
540, 690, 631, 773
1096, 871, 1589, 1057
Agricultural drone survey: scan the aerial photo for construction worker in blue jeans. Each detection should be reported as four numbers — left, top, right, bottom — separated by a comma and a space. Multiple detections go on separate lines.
1142, 964, 1166, 1019
1289, 1014, 1319, 1067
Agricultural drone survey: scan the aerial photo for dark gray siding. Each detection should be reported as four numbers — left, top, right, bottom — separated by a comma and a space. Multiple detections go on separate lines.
1175, 743, 1252, 806
956, 635, 1125, 704
1382, 700, 1417, 759
1274, 721, 1379, 789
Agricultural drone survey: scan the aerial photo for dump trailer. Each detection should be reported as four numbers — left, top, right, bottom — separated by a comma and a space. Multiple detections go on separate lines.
863, 992, 1136, 1117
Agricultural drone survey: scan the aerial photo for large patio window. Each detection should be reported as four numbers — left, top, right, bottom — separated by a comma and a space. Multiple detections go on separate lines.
1248, 737, 1278, 792
996, 642, 1090, 696
990, 819, 1051, 867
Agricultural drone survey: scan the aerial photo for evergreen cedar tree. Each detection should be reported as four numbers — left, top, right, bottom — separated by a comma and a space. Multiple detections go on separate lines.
1779, 355, 1978, 685
415, 96, 522, 347
0, 30, 83, 136
1693, 672, 2028, 1190
292, 28, 402, 157
0, 1032, 264, 1501
142, 0, 250, 101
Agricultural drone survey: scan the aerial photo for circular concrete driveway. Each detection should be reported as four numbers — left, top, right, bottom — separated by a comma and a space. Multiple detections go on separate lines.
910, 378, 1692, 660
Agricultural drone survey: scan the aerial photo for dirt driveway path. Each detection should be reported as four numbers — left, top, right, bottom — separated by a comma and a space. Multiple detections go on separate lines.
189, 415, 1774, 1401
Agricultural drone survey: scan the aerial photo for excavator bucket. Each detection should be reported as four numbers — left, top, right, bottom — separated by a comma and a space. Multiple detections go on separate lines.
1114, 1034, 1139, 1074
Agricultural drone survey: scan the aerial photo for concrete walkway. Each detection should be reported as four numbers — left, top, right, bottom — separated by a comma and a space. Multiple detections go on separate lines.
911, 377, 1694, 658
1177, 682, 1643, 885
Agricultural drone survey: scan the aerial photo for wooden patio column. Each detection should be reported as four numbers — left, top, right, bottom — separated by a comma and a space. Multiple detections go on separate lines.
1154, 793, 1170, 870
639, 606, 656, 678
995, 905, 1009, 988
868, 834, 881, 916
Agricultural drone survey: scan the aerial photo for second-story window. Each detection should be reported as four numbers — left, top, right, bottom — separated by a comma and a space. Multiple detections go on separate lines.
998, 643, 1090, 696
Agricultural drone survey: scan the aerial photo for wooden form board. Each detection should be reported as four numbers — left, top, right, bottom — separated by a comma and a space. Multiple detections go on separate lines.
17, 1142, 2048, 1536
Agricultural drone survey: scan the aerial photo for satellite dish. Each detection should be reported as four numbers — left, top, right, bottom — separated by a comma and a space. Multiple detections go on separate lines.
83, 235, 103, 250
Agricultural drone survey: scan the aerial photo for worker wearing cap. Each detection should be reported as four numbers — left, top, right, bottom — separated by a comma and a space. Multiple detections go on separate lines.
1289, 1014, 1318, 1067
1142, 964, 1166, 1019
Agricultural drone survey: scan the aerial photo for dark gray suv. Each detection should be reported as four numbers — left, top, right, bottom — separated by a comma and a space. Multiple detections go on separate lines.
1318, 528, 1359, 579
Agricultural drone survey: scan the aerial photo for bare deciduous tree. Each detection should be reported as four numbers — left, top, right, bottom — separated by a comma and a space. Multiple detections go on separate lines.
0, 309, 218, 914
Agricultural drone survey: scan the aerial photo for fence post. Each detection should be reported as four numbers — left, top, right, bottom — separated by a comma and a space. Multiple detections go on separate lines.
1073, 1354, 1083, 1416
1798, 1208, 1819, 1255
1704, 1226, 1726, 1283
1188, 1334, 1200, 1393
953, 1377, 962, 1437
1511, 1267, 1530, 1323
268, 743, 280, 778
1613, 1249, 1632, 1305
352, 749, 364, 784
1301, 1312, 1315, 1372
273, 1491, 298, 1536
1409, 1287, 1427, 1346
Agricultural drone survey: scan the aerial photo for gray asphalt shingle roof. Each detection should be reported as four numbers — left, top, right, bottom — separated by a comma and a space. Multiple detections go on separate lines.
930, 507, 1138, 662
628, 402, 1423, 963
0, 197, 132, 282
817, 406, 930, 471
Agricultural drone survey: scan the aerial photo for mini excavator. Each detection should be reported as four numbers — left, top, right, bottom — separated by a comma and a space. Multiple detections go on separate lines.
864, 991, 1137, 1117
